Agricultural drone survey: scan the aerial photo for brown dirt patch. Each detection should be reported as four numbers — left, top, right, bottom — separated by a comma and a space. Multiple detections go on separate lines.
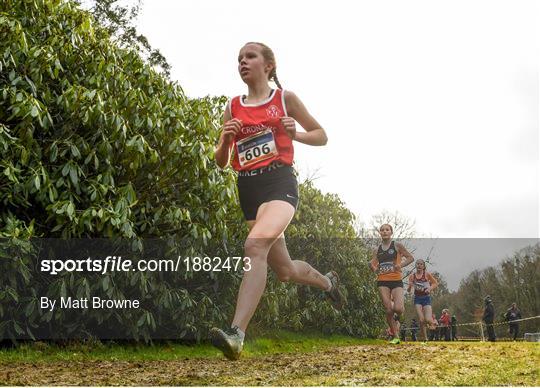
0, 343, 537, 386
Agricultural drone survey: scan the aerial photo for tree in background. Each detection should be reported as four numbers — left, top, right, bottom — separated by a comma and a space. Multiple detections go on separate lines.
430, 271, 451, 321
77, 0, 171, 77
359, 210, 417, 251
437, 244, 539, 338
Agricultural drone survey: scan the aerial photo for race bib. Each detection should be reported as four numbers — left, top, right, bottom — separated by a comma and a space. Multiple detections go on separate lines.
415, 281, 430, 292
236, 129, 278, 168
379, 262, 394, 274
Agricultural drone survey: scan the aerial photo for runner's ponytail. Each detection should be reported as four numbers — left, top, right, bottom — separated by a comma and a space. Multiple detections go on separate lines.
270, 68, 283, 90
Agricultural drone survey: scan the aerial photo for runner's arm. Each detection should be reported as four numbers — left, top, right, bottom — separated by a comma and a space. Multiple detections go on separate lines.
396, 242, 414, 268
214, 105, 236, 169
285, 90, 328, 146
426, 272, 438, 292
407, 274, 414, 293
369, 250, 378, 273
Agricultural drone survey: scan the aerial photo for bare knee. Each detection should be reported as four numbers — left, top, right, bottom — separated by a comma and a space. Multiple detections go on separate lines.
244, 236, 273, 256
394, 306, 404, 315
418, 317, 425, 325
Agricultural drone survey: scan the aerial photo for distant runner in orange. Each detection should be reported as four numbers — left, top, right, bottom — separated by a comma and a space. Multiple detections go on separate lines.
370, 224, 414, 344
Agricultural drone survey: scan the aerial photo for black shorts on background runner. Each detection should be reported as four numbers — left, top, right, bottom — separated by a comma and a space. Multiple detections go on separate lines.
237, 162, 299, 221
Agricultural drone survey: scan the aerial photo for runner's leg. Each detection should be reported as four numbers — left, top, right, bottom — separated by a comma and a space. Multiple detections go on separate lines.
267, 234, 330, 289
415, 304, 427, 341
391, 286, 404, 317
423, 304, 434, 338
231, 200, 295, 332
379, 287, 396, 336
391, 287, 404, 339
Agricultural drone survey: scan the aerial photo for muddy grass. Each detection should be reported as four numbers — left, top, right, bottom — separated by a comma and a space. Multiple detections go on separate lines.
0, 342, 538, 386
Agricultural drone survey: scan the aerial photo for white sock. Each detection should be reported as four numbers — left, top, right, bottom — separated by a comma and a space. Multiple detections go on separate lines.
232, 326, 245, 342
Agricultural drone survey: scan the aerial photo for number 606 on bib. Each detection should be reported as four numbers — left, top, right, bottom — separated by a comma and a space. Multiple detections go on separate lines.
236, 129, 278, 167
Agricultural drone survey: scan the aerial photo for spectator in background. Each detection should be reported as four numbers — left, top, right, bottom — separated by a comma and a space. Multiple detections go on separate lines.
451, 315, 458, 341
439, 309, 451, 341
483, 295, 496, 342
504, 303, 522, 341
411, 319, 419, 341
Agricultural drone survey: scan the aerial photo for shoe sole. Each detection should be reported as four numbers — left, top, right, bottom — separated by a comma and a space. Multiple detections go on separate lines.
210, 328, 241, 360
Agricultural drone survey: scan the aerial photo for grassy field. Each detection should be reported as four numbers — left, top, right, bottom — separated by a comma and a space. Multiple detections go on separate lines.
0, 334, 538, 386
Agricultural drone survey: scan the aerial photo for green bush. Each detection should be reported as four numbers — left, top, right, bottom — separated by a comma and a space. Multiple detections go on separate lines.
0, 0, 243, 341
0, 0, 240, 241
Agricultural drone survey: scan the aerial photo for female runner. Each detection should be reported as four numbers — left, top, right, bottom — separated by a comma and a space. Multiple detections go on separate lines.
406, 259, 438, 342
211, 42, 345, 360
369, 224, 414, 344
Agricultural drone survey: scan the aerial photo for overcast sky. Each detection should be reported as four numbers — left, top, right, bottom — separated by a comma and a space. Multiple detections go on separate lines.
130, 1, 538, 289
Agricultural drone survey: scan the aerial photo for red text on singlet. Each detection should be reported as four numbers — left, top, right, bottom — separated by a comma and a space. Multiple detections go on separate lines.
229, 89, 294, 171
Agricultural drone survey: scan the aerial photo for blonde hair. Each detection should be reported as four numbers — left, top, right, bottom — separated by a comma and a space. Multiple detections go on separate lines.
244, 42, 282, 89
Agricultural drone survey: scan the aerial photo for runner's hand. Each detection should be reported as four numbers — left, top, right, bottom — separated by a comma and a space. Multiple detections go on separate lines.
222, 118, 242, 145
280, 117, 296, 140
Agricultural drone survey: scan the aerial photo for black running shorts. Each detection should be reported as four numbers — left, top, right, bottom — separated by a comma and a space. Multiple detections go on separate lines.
237, 163, 299, 221
377, 280, 404, 290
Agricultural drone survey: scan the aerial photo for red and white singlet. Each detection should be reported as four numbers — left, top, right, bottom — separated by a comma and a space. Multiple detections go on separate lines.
413, 271, 432, 296
229, 89, 294, 171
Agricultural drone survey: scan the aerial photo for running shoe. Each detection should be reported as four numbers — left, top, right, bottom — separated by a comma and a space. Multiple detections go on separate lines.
388, 337, 401, 345
210, 326, 243, 360
325, 271, 346, 310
